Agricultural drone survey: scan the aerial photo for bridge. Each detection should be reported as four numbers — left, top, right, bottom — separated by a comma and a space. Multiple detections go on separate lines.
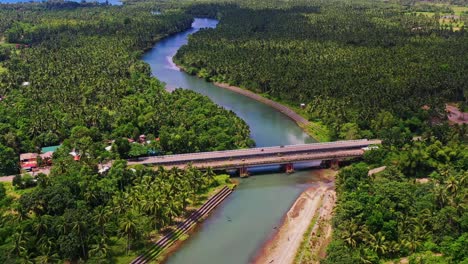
127, 139, 381, 177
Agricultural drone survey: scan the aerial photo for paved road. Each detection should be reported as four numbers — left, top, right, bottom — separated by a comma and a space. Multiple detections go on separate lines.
1, 140, 381, 182
127, 139, 381, 167
0, 176, 14, 182
0, 167, 51, 183
150, 149, 365, 170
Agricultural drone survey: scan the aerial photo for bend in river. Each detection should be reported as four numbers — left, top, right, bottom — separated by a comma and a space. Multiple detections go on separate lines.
143, 18, 318, 264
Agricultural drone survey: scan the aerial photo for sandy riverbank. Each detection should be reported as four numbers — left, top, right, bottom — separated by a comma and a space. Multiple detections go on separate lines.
254, 169, 337, 264
173, 63, 310, 127
213, 82, 310, 126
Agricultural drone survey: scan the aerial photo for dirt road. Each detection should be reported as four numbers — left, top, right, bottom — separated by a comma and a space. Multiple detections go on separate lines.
446, 104, 468, 124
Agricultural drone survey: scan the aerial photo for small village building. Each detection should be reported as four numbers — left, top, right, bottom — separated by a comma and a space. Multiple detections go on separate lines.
441, 15, 460, 19
69, 149, 81, 161
20, 153, 39, 171
19, 145, 60, 170
40, 151, 54, 166
41, 145, 60, 153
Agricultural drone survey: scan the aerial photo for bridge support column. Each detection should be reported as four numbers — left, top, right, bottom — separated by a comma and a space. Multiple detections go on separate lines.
320, 160, 330, 168
239, 167, 249, 178
331, 159, 340, 170
281, 163, 294, 174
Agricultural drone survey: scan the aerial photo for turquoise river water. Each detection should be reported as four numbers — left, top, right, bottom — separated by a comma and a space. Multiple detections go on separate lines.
143, 18, 319, 264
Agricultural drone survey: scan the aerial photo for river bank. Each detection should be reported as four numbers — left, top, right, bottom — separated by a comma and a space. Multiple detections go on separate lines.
118, 177, 236, 264
144, 18, 322, 264
254, 169, 337, 264
172, 60, 337, 263
212, 82, 332, 142
172, 61, 329, 142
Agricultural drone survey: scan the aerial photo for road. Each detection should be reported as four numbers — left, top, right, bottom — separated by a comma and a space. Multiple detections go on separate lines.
0, 167, 51, 183
133, 149, 365, 170
127, 139, 381, 167
0, 140, 381, 182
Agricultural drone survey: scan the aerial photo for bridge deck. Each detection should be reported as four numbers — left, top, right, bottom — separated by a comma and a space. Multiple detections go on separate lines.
127, 139, 381, 169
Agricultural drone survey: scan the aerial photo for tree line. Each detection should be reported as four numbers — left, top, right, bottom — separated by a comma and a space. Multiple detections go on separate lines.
0, 152, 227, 262
0, 2, 253, 176
174, 1, 467, 141
324, 131, 467, 263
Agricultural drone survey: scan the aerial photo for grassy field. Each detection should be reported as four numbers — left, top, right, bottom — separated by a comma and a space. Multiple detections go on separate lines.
3, 181, 36, 198
408, 5, 467, 30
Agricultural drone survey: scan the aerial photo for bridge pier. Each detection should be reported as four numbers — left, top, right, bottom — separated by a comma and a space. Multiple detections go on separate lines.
320, 159, 340, 169
239, 167, 249, 178
331, 159, 340, 170
281, 163, 295, 174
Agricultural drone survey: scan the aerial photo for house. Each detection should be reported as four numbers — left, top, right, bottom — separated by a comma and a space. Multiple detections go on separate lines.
39, 145, 60, 166
40, 151, 54, 166
441, 15, 460, 20
19, 153, 39, 171
69, 149, 81, 161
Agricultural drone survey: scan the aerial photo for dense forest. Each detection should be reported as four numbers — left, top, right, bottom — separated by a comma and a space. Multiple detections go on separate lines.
325, 131, 467, 263
174, 1, 467, 141
0, 147, 228, 262
0, 0, 467, 263
0, 3, 253, 176
171, 0, 468, 262
0, 1, 252, 262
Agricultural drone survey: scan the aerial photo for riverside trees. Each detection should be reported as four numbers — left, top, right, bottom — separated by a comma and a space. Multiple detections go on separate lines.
325, 136, 467, 263
0, 2, 249, 262
174, 1, 467, 140
169, 0, 468, 262
0, 3, 253, 176
0, 155, 224, 262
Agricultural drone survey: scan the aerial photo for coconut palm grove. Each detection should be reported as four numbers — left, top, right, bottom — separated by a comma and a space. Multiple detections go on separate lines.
0, 0, 466, 263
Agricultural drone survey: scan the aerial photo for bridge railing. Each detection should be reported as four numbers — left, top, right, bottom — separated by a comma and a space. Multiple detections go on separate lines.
138, 139, 381, 164
154, 139, 374, 159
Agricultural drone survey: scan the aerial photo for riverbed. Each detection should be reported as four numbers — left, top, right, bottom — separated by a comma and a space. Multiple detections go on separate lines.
143, 18, 320, 264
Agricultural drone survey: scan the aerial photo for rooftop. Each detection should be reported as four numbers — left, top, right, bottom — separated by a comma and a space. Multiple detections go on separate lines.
20, 153, 39, 161
41, 145, 61, 154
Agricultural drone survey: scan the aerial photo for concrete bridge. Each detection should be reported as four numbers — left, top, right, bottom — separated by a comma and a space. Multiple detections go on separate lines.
128, 139, 381, 177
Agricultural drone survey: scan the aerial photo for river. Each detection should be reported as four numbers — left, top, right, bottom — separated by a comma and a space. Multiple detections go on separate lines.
143, 18, 319, 264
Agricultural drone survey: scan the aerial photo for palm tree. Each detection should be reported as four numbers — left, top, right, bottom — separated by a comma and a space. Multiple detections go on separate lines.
434, 185, 447, 209
93, 206, 111, 235
367, 232, 388, 255
89, 236, 110, 260
445, 176, 459, 194
340, 221, 363, 248
142, 193, 161, 230
71, 217, 88, 259
11, 231, 29, 257
32, 217, 49, 237
35, 237, 58, 264
119, 211, 139, 255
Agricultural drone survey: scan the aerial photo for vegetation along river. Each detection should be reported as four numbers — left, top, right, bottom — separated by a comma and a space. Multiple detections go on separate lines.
143, 18, 319, 264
